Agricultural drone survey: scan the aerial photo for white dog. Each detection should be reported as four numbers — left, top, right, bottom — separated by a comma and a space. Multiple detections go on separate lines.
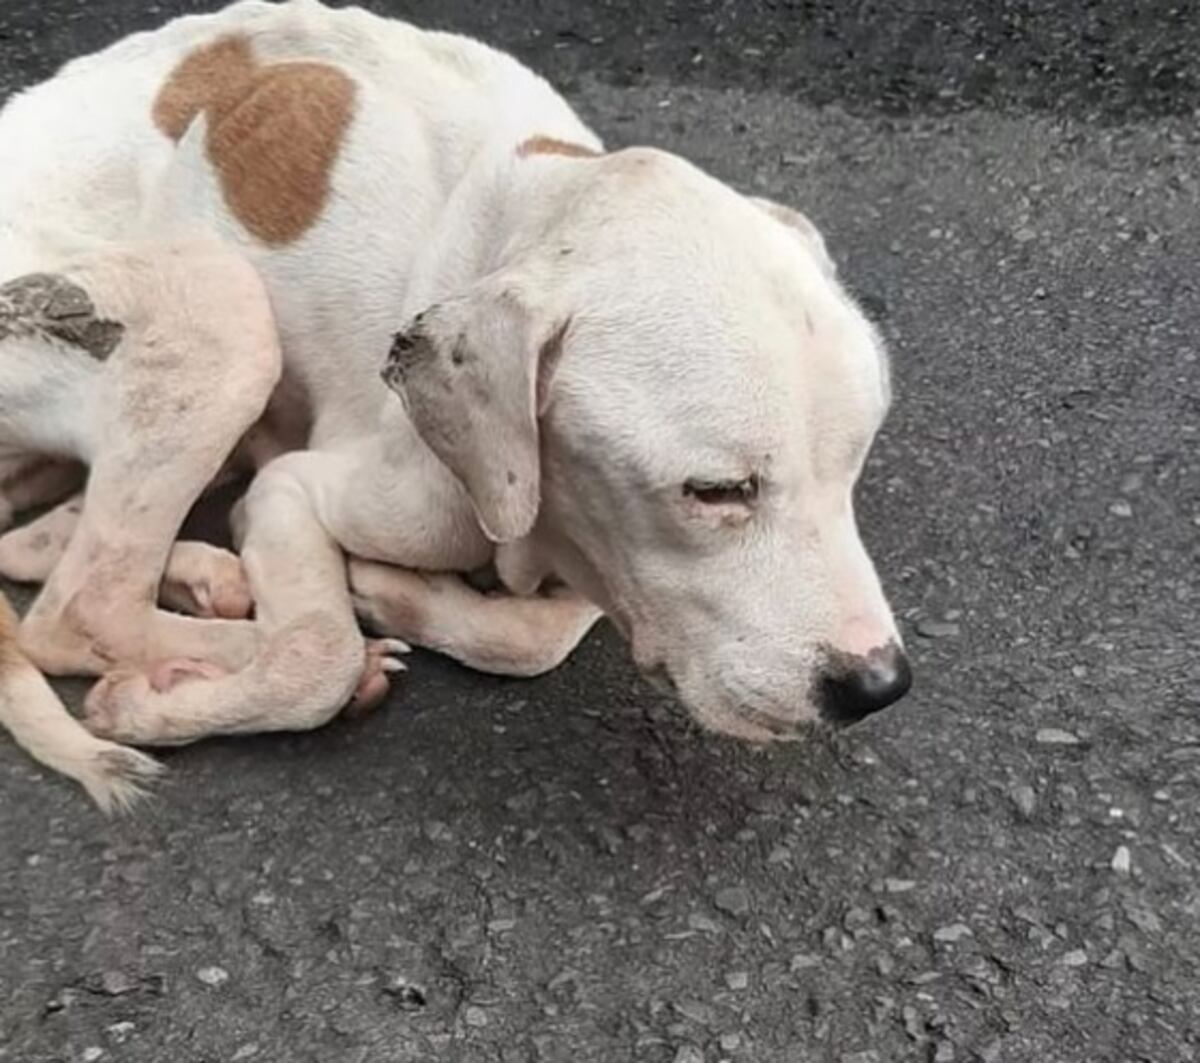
0, 0, 911, 809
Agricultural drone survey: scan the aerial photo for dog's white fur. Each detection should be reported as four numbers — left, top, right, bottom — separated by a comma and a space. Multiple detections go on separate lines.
0, 0, 904, 808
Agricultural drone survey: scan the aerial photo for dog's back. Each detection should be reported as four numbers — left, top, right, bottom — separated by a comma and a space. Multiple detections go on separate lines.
0, 0, 585, 275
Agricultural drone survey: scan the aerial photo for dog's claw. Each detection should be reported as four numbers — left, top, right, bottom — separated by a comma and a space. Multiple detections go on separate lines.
346, 637, 411, 717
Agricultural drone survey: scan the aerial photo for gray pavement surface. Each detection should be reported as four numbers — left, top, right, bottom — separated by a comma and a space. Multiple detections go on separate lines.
2, 2, 1198, 1062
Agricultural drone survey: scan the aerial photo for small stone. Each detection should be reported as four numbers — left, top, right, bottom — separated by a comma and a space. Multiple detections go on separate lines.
1036, 728, 1080, 746
933, 923, 973, 944
232, 1047, 260, 1061
766, 845, 792, 865
464, 1006, 489, 1028
1013, 227, 1036, 242
674, 1047, 704, 1063
1059, 949, 1088, 968
714, 886, 751, 918
1011, 785, 1036, 818
933, 1043, 955, 1063
876, 954, 895, 976
725, 970, 749, 991
978, 1041, 1003, 1063
105, 1022, 135, 1045
719, 1032, 741, 1052
1111, 846, 1132, 875
688, 913, 722, 934
790, 952, 821, 971
1108, 500, 1133, 518
1099, 948, 1125, 970
547, 969, 579, 993
487, 918, 516, 934
674, 1000, 714, 1026
83, 1049, 103, 1063
196, 966, 229, 987
844, 907, 872, 932
915, 618, 961, 639
99, 970, 137, 996
1124, 904, 1162, 935
841, 1052, 881, 1063
884, 877, 916, 894
505, 789, 539, 813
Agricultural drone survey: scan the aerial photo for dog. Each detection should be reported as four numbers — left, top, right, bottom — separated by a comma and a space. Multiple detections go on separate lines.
0, 0, 911, 809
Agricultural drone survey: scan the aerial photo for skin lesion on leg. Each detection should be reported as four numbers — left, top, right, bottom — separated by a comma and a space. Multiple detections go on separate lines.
0, 272, 124, 360
348, 558, 603, 678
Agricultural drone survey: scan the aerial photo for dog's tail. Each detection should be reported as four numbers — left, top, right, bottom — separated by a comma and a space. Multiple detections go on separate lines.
0, 590, 162, 812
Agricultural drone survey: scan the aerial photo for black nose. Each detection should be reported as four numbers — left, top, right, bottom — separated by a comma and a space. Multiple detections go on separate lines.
818, 642, 913, 726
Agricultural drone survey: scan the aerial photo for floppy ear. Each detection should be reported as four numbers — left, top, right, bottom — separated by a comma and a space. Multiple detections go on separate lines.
382, 277, 568, 544
750, 197, 836, 279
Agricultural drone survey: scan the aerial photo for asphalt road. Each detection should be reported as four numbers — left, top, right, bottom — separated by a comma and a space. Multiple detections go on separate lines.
2, 2, 1198, 1062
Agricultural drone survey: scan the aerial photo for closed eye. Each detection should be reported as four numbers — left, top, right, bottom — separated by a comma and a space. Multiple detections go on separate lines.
683, 475, 760, 506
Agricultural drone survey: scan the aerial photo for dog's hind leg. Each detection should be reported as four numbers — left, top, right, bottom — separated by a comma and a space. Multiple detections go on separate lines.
4, 239, 280, 678
0, 494, 83, 581
0, 494, 252, 618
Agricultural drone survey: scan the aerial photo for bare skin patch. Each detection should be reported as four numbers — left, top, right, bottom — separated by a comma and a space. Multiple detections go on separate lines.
0, 273, 123, 360
153, 35, 357, 246
516, 135, 601, 159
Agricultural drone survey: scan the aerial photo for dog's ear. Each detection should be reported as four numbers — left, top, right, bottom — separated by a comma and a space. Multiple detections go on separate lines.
382, 277, 568, 544
750, 197, 836, 279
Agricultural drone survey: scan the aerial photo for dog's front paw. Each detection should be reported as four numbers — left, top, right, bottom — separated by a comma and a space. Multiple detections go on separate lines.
344, 638, 410, 718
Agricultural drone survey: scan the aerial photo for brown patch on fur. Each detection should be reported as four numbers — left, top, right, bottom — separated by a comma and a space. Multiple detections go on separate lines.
516, 135, 600, 159
153, 35, 357, 246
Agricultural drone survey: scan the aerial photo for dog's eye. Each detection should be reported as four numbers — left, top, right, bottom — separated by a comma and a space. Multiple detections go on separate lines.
683, 476, 760, 506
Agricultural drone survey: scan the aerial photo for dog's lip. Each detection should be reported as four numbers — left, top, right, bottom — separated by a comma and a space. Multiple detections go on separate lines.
641, 664, 814, 740
730, 705, 811, 740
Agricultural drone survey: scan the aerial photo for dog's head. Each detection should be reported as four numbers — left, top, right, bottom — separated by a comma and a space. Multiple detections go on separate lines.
383, 147, 910, 739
